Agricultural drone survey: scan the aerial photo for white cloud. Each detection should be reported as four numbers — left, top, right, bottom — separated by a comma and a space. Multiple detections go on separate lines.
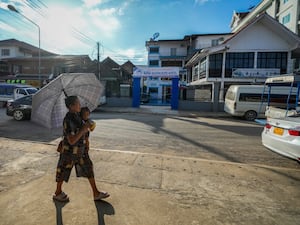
1, 0, 140, 62
0, 21, 16, 33
39, 6, 94, 53
89, 8, 120, 34
104, 47, 147, 64
0, 2, 7, 10
82, 0, 105, 8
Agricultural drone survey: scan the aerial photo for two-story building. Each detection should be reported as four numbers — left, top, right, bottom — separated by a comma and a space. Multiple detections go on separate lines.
231, 0, 300, 70
0, 39, 93, 87
145, 33, 231, 103
185, 13, 300, 109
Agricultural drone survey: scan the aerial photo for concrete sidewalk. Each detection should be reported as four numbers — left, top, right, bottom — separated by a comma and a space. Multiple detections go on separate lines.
0, 138, 299, 225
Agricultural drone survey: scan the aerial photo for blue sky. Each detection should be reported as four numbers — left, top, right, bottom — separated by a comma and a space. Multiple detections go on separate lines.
0, 0, 261, 65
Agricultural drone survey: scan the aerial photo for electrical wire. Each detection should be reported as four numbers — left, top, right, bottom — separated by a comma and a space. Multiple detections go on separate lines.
1, 0, 147, 64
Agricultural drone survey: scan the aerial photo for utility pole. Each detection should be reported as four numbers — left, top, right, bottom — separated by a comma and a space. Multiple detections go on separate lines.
97, 42, 100, 81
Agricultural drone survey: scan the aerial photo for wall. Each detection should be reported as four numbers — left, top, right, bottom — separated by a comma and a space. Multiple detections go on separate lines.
194, 34, 231, 49
106, 97, 132, 107
105, 97, 225, 112
178, 100, 224, 112
158, 42, 187, 57
229, 22, 290, 51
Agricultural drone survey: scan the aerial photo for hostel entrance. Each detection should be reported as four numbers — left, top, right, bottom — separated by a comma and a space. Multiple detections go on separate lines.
132, 67, 179, 110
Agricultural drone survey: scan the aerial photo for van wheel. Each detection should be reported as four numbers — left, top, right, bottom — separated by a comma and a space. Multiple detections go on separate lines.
244, 110, 257, 121
13, 110, 25, 121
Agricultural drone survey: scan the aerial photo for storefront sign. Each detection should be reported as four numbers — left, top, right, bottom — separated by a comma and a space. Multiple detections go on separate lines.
232, 68, 281, 78
133, 67, 179, 78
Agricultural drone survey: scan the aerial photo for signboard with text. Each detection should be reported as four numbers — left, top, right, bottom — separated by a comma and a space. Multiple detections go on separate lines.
232, 68, 281, 78
133, 67, 179, 78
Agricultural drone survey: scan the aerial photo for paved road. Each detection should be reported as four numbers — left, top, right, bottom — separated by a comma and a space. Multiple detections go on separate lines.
0, 108, 300, 225
0, 108, 299, 169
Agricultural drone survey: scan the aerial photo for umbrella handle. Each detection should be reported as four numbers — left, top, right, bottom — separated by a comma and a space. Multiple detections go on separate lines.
63, 89, 68, 97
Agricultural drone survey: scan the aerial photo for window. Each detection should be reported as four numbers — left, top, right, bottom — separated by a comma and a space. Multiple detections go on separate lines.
209, 53, 223, 77
225, 52, 254, 77
282, 14, 290, 24
149, 60, 159, 66
149, 47, 159, 54
239, 93, 296, 108
199, 57, 207, 78
257, 52, 287, 74
283, 0, 289, 4
211, 39, 219, 47
17, 89, 27, 95
1, 49, 10, 56
161, 61, 182, 67
239, 93, 266, 102
170, 48, 176, 56
0, 61, 8, 73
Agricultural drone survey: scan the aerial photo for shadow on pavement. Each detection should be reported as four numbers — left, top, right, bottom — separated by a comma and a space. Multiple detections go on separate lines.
94, 200, 115, 225
0, 118, 61, 142
172, 116, 263, 137
53, 199, 69, 225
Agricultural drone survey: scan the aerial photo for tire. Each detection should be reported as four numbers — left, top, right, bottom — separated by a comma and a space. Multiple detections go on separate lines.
244, 110, 257, 121
13, 110, 25, 121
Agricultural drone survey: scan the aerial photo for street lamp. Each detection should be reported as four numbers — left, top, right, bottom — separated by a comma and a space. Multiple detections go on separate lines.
8, 4, 41, 87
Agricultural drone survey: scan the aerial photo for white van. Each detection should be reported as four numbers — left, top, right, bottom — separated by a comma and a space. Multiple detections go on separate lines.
224, 85, 297, 121
0, 83, 38, 107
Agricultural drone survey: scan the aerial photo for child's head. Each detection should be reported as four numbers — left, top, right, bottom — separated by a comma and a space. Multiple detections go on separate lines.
80, 107, 90, 121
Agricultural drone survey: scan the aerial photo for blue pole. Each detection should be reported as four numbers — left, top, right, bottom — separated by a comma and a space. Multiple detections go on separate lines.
171, 77, 179, 110
132, 77, 141, 108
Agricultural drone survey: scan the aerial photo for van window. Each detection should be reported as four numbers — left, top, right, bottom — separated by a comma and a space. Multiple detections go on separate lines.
239, 93, 296, 107
225, 90, 235, 101
239, 93, 266, 102
17, 89, 27, 95
26, 88, 37, 94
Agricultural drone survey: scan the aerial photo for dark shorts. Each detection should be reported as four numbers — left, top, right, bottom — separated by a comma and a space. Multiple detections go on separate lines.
56, 148, 94, 182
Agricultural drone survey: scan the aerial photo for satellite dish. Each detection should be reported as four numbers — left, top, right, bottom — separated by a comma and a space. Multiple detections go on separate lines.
152, 32, 160, 40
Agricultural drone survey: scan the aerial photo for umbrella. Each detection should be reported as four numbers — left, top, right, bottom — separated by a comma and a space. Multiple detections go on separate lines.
31, 73, 104, 129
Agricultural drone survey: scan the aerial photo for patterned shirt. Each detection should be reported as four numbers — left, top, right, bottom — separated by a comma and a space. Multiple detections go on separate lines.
63, 112, 85, 153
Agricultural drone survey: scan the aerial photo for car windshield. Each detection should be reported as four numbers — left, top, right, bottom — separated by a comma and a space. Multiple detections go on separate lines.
27, 88, 38, 94
16, 95, 32, 103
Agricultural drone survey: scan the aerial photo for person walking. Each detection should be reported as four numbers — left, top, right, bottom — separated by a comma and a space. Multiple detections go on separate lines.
53, 96, 109, 202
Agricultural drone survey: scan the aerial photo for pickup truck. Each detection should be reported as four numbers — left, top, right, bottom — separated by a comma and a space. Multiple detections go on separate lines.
0, 83, 38, 107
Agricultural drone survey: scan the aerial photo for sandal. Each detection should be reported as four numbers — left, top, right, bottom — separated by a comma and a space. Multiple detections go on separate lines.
53, 192, 69, 202
94, 192, 110, 201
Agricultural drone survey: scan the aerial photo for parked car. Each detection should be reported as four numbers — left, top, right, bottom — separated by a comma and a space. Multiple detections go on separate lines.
262, 115, 300, 162
6, 95, 33, 120
261, 74, 300, 162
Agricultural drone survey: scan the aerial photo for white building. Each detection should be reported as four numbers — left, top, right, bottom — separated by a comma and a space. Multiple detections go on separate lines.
186, 13, 300, 104
144, 34, 231, 102
231, 0, 300, 35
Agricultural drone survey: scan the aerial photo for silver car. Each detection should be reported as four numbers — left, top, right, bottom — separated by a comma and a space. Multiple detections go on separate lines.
262, 115, 300, 162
